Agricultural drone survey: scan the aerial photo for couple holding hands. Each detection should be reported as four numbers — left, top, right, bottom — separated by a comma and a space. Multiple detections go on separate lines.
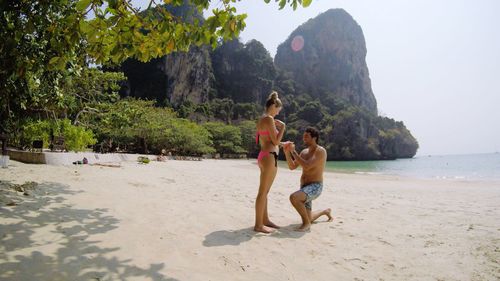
255, 91, 332, 233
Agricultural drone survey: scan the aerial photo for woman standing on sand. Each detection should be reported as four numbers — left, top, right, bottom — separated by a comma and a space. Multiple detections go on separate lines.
254, 91, 286, 233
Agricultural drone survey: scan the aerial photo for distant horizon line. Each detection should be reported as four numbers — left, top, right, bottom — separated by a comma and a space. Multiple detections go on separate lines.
415, 151, 499, 158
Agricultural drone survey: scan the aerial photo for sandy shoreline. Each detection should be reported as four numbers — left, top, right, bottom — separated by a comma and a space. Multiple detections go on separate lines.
1, 159, 499, 280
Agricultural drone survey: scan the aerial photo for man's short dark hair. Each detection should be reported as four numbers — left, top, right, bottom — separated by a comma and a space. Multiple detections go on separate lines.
305, 127, 320, 143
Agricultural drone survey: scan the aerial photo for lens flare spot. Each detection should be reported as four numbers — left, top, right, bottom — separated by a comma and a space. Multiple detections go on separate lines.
291, 35, 304, 52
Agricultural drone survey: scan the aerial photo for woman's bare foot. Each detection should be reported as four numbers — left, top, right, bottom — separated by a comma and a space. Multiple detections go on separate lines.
325, 208, 333, 222
264, 221, 281, 229
254, 225, 275, 234
295, 223, 311, 232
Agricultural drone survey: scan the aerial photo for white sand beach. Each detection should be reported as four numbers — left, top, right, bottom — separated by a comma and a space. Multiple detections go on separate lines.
1, 159, 499, 281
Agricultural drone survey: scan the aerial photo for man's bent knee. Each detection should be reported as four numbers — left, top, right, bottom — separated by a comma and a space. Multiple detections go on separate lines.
290, 192, 305, 204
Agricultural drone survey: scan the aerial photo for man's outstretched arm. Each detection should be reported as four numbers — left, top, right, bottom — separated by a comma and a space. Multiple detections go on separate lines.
284, 148, 299, 170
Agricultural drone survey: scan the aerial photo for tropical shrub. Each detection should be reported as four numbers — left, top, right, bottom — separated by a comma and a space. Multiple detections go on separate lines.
203, 122, 245, 155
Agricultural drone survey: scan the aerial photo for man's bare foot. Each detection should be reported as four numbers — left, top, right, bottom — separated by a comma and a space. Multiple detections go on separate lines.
295, 223, 311, 232
325, 208, 333, 222
264, 221, 281, 229
254, 225, 275, 234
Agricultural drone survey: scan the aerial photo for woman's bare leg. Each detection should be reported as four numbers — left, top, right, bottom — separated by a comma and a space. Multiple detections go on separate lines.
263, 165, 279, 229
255, 155, 277, 233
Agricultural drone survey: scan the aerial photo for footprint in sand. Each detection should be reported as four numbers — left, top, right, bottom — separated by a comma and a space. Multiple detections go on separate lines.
129, 181, 149, 188
308, 250, 318, 257
219, 256, 249, 272
424, 240, 444, 248
161, 177, 176, 184
344, 257, 368, 270
377, 237, 393, 246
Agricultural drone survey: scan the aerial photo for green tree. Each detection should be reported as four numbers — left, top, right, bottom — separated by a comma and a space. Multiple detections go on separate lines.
210, 98, 234, 124
203, 122, 245, 156
164, 118, 215, 155
1, 1, 85, 134
1, 0, 313, 134
233, 103, 260, 120
237, 120, 258, 157
19, 120, 53, 150
62, 69, 126, 124
58, 119, 97, 152
87, 99, 156, 152
296, 101, 325, 124
87, 98, 214, 155
19, 119, 96, 152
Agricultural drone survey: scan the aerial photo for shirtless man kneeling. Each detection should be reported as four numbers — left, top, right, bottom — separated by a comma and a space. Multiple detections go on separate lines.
283, 127, 333, 231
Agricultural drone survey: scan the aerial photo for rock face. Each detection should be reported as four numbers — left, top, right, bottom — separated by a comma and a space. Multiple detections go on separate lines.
121, 46, 213, 107
211, 39, 276, 104
162, 46, 214, 106
118, 6, 419, 159
275, 8, 377, 113
119, 2, 213, 106
121, 38, 277, 107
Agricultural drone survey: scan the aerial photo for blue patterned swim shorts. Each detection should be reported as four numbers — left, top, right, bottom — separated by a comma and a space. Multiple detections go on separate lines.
300, 182, 323, 210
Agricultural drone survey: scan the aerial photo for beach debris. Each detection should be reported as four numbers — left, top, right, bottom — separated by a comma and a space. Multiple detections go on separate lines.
137, 156, 150, 164
91, 162, 121, 168
156, 155, 167, 162
219, 255, 249, 272
90, 273, 104, 281
157, 149, 168, 161
0, 181, 39, 206
172, 155, 202, 161
12, 181, 38, 194
73, 157, 89, 165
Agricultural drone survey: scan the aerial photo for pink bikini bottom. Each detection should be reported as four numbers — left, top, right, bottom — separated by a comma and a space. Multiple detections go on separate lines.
257, 151, 278, 167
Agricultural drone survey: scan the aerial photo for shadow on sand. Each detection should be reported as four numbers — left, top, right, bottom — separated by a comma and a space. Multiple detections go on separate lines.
202, 224, 307, 247
0, 180, 179, 281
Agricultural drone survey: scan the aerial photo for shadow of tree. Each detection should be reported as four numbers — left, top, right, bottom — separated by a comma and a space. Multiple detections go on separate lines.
0, 181, 179, 281
202, 224, 307, 247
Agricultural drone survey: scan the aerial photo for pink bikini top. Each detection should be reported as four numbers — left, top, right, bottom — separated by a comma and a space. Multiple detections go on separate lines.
255, 129, 279, 144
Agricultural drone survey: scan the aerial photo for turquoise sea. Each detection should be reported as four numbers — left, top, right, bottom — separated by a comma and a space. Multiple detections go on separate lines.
323, 153, 500, 181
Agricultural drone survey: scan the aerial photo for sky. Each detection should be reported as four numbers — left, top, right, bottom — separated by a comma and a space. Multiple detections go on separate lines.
135, 0, 500, 156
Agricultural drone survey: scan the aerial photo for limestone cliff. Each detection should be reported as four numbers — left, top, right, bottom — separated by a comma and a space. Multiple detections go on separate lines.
118, 7, 419, 159
119, 2, 213, 106
275, 8, 377, 113
120, 45, 213, 107
211, 39, 276, 104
